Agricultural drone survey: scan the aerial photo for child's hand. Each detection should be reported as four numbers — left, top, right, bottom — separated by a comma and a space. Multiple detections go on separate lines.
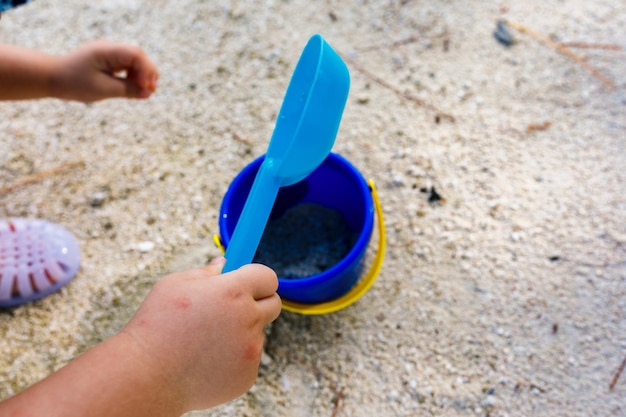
50, 40, 159, 102
120, 258, 281, 411
0, 259, 281, 417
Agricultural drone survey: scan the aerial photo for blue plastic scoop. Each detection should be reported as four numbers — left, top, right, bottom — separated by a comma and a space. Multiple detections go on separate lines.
223, 34, 350, 272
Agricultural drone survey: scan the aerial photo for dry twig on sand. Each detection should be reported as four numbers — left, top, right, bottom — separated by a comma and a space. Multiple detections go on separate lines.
609, 354, 626, 392
502, 20, 616, 90
330, 385, 345, 417
526, 121, 552, 133
341, 54, 455, 123
0, 161, 84, 195
560, 42, 622, 51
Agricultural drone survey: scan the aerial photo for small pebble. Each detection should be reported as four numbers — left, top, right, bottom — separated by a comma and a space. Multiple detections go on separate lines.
137, 241, 155, 252
260, 351, 273, 367
89, 192, 108, 207
481, 395, 496, 408
494, 20, 515, 47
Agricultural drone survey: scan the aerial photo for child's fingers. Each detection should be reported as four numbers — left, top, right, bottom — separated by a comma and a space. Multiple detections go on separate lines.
228, 264, 279, 301
197, 261, 280, 322
206, 256, 226, 274
256, 293, 282, 324
90, 40, 159, 96
97, 74, 145, 99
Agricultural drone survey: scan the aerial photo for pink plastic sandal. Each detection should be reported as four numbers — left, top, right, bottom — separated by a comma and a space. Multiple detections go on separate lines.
0, 218, 80, 308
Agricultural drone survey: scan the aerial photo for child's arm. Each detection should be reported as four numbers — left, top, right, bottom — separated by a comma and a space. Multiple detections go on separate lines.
0, 40, 158, 102
0, 259, 282, 416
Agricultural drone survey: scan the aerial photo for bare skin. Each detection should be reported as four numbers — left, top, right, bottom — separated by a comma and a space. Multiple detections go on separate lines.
0, 40, 159, 101
0, 259, 282, 416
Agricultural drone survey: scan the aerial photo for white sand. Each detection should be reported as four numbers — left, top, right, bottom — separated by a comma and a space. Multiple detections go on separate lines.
1, 1, 625, 416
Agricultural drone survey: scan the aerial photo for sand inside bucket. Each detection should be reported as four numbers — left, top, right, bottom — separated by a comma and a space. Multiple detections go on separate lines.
253, 203, 359, 278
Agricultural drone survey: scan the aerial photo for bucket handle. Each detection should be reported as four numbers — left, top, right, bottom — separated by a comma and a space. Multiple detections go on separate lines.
212, 179, 386, 315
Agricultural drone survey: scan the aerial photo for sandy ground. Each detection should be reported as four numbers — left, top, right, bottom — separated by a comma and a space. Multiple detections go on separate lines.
1, 1, 625, 416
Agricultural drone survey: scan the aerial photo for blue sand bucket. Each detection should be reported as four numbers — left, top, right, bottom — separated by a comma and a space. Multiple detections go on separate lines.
216, 153, 386, 314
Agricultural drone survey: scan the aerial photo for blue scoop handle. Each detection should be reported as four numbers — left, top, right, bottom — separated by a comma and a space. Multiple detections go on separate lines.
223, 160, 280, 272
221, 34, 349, 273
